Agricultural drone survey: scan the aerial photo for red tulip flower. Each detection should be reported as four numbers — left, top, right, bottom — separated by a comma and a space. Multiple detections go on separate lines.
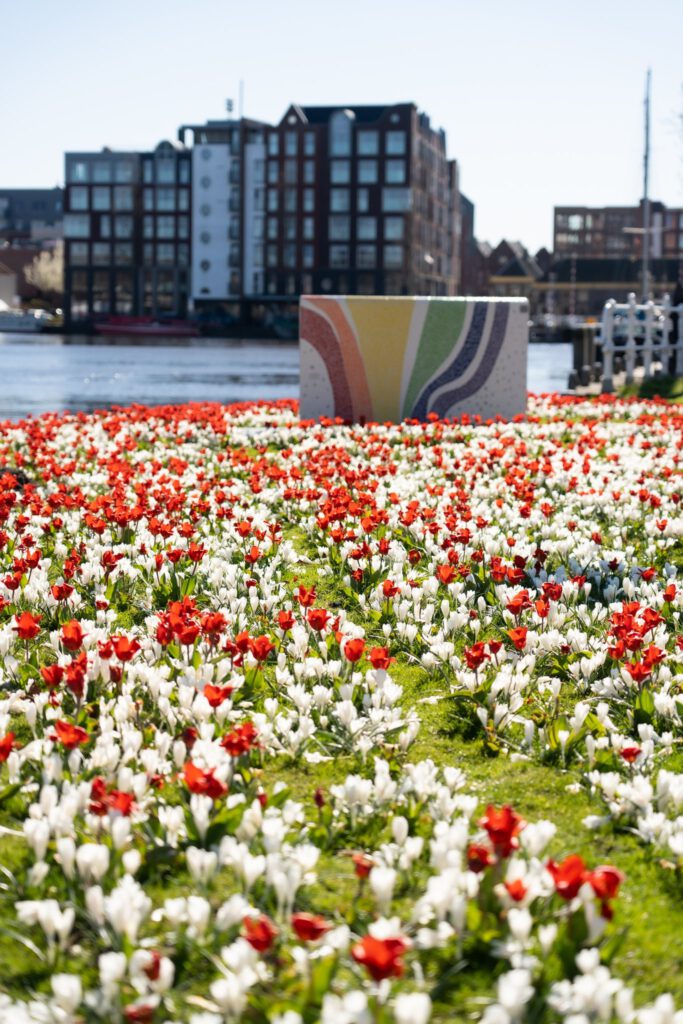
351, 934, 409, 981
60, 619, 86, 651
53, 720, 89, 750
242, 914, 278, 952
546, 854, 588, 900
13, 612, 41, 641
479, 805, 526, 857
183, 761, 228, 800
291, 912, 332, 942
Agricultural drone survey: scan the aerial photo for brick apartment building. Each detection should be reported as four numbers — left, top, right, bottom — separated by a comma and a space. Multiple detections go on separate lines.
64, 103, 462, 329
554, 199, 683, 260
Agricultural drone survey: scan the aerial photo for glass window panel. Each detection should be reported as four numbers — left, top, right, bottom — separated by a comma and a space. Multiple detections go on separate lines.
284, 159, 297, 184
304, 132, 316, 156
384, 216, 404, 241
330, 160, 350, 185
178, 160, 190, 184
68, 161, 89, 183
330, 189, 350, 213
358, 160, 378, 184
357, 130, 379, 156
92, 271, 110, 312
64, 213, 90, 237
178, 189, 189, 212
114, 160, 134, 184
114, 215, 133, 239
283, 243, 297, 268
357, 188, 370, 213
303, 160, 315, 184
268, 133, 279, 156
385, 160, 406, 184
177, 243, 189, 266
285, 131, 298, 156
383, 244, 403, 268
114, 243, 132, 264
303, 217, 314, 240
357, 216, 376, 241
143, 216, 154, 239
156, 160, 175, 184
177, 216, 188, 239
266, 244, 278, 267
69, 187, 88, 211
69, 242, 88, 265
157, 215, 175, 239
93, 162, 113, 184
303, 244, 314, 268
356, 244, 376, 268
386, 131, 406, 155
92, 187, 110, 211
157, 243, 174, 264
284, 216, 297, 241
99, 215, 111, 239
329, 110, 353, 157
329, 215, 350, 241
382, 187, 411, 212
329, 244, 349, 267
267, 217, 278, 240
113, 186, 133, 211
267, 190, 279, 212
156, 188, 175, 212
92, 242, 110, 265
303, 189, 315, 212
267, 162, 279, 184
284, 188, 297, 213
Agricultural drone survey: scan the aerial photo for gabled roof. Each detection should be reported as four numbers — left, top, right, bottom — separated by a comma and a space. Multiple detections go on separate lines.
296, 104, 412, 125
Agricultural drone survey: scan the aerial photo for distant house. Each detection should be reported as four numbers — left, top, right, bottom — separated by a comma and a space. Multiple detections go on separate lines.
0, 188, 63, 243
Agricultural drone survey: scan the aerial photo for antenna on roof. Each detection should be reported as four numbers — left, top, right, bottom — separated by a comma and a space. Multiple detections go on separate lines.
226, 99, 234, 115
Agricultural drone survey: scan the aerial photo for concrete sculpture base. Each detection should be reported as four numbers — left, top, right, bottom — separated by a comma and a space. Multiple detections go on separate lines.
299, 296, 528, 422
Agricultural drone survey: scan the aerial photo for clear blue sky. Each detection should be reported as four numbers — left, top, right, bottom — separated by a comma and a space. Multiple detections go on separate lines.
3, 0, 682, 251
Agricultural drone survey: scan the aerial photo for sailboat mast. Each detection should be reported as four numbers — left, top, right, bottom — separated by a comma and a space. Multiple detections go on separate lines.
642, 68, 651, 300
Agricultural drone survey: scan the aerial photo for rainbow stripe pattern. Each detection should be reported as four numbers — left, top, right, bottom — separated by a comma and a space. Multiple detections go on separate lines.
299, 296, 528, 422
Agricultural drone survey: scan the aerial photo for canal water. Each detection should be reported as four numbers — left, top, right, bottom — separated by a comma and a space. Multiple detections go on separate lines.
0, 335, 573, 422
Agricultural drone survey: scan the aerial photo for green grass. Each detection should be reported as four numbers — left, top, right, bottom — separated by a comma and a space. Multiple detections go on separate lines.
619, 374, 683, 401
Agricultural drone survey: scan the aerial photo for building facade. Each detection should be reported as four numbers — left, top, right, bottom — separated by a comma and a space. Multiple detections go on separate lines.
64, 143, 191, 326
0, 188, 63, 243
554, 200, 683, 260
64, 103, 462, 329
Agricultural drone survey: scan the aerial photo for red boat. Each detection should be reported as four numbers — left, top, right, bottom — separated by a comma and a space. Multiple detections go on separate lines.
94, 316, 200, 338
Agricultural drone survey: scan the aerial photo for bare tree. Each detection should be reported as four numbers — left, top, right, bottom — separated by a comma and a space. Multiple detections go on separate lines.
25, 242, 64, 303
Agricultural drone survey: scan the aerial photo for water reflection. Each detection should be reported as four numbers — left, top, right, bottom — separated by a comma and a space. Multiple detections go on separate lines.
0, 334, 573, 421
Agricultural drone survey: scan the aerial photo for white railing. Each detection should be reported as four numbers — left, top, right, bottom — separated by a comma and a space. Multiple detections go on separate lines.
599, 292, 683, 393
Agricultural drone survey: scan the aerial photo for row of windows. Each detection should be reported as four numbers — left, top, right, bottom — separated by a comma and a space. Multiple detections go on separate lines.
68, 241, 191, 267
65, 213, 134, 239
68, 158, 190, 186
328, 244, 403, 269
327, 215, 404, 241
328, 120, 407, 159
143, 215, 189, 239
69, 186, 191, 214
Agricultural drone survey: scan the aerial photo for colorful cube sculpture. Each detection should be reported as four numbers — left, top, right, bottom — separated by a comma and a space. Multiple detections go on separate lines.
299, 296, 528, 422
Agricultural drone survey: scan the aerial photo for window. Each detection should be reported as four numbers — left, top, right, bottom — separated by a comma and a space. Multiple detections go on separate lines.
157, 215, 175, 239
156, 159, 176, 184
64, 213, 90, 237
70, 187, 88, 211
329, 215, 350, 241
330, 189, 350, 212
177, 243, 189, 265
99, 215, 111, 238
229, 216, 240, 240
266, 244, 278, 268
385, 160, 406, 184
143, 189, 154, 212
114, 160, 134, 184
386, 131, 406, 155
267, 218, 278, 240
92, 187, 110, 211
357, 130, 379, 156
303, 189, 315, 212
228, 245, 241, 267
94, 162, 113, 184
68, 161, 89, 183
114, 242, 133, 264
285, 131, 298, 156
156, 189, 175, 212
329, 109, 353, 157
358, 160, 378, 185
253, 159, 265, 184
267, 162, 279, 185
92, 242, 110, 265
329, 245, 349, 267
114, 186, 133, 211
382, 187, 411, 212
253, 243, 264, 266
284, 216, 297, 241
143, 216, 154, 239
283, 243, 297, 269
157, 244, 175, 265
356, 244, 376, 268
114, 215, 133, 239
69, 242, 88, 265
178, 189, 189, 212
268, 133, 279, 157
568, 214, 583, 231
229, 162, 240, 184
383, 244, 403, 268
179, 160, 190, 184
284, 188, 297, 213
384, 216, 404, 241
267, 190, 279, 212
284, 159, 297, 184
304, 132, 316, 156
303, 217, 314, 240
143, 243, 154, 265
304, 160, 315, 184
357, 188, 370, 213
331, 160, 350, 184
357, 216, 376, 241
303, 244, 314, 268
253, 217, 265, 240
92, 271, 110, 313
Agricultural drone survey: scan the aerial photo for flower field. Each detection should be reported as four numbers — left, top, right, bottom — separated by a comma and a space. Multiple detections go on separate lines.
0, 395, 682, 1022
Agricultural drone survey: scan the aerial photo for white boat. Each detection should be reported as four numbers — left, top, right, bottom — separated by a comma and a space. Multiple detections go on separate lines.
0, 303, 49, 333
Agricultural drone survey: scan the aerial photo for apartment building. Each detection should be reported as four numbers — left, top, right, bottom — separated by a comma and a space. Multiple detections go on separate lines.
64, 102, 462, 328
63, 142, 191, 326
554, 200, 683, 260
